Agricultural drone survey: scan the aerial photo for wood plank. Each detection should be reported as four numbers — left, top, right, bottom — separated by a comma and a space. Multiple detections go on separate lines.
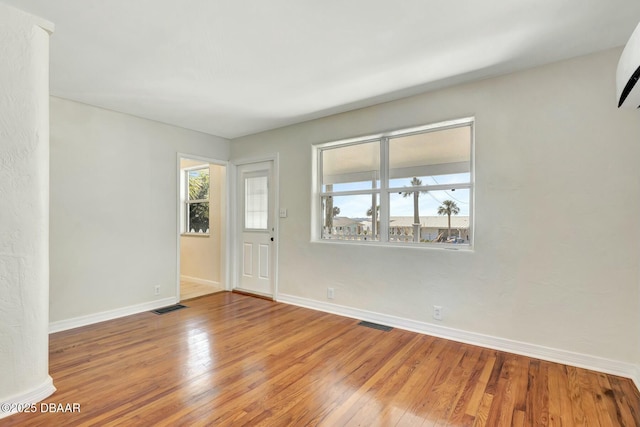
525, 359, 549, 426
332, 335, 450, 426
566, 365, 588, 425
549, 363, 575, 426
472, 393, 494, 427
547, 362, 565, 426
512, 409, 526, 427
2, 292, 639, 426
485, 355, 529, 426
609, 375, 640, 426
430, 347, 484, 425
394, 341, 466, 425
464, 353, 497, 418
316, 333, 429, 426
445, 349, 490, 426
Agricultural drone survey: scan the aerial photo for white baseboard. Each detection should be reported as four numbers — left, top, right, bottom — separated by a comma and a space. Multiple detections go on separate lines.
277, 293, 640, 389
180, 275, 221, 287
49, 297, 177, 334
0, 376, 56, 419
629, 365, 640, 392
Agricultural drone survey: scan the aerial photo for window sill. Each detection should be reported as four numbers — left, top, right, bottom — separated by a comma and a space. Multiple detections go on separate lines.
181, 233, 210, 238
311, 238, 473, 252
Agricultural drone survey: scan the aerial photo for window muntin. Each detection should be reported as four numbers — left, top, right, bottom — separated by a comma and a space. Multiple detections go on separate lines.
185, 167, 210, 234
388, 173, 470, 188
316, 119, 473, 247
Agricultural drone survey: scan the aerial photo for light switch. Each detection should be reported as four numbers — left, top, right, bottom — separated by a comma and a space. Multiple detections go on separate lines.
279, 208, 288, 218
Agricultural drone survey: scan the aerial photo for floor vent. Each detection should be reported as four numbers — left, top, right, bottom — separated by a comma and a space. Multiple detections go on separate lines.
152, 304, 187, 315
358, 321, 393, 332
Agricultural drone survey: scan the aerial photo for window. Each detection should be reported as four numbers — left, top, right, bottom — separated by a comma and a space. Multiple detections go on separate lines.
315, 118, 473, 247
185, 166, 210, 234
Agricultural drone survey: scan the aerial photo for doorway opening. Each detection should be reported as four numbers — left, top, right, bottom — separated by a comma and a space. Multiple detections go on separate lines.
178, 156, 227, 301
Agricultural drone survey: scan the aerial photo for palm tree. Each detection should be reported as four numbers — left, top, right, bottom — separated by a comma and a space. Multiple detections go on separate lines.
324, 182, 335, 231
323, 195, 341, 232
437, 200, 460, 239
366, 205, 380, 237
401, 177, 427, 242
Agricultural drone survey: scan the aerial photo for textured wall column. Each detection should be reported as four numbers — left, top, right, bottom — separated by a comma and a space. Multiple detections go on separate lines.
0, 3, 55, 418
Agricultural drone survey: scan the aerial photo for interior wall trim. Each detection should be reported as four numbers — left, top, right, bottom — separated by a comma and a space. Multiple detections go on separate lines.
49, 297, 177, 334
179, 275, 220, 287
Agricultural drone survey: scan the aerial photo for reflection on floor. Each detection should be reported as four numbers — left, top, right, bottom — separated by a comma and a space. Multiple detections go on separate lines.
180, 280, 224, 301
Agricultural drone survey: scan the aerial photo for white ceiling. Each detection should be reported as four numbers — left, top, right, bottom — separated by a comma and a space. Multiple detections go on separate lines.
5, 0, 640, 139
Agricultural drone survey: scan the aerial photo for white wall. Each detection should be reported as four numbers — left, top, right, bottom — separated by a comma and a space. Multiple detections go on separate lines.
50, 97, 229, 323
180, 160, 226, 285
231, 48, 640, 368
0, 3, 55, 413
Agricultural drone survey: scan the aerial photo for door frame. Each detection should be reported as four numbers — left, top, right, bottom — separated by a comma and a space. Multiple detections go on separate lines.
176, 153, 231, 302
230, 154, 280, 300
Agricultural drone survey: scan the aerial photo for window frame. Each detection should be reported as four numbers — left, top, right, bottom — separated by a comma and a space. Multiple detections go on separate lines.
184, 165, 210, 235
312, 117, 474, 249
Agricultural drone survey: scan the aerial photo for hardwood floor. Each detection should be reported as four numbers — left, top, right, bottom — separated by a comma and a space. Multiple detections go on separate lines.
180, 280, 224, 301
5, 292, 639, 426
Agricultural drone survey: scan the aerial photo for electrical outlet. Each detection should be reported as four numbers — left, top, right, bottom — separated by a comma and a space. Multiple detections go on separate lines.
433, 305, 443, 321
154, 285, 160, 296
327, 287, 335, 299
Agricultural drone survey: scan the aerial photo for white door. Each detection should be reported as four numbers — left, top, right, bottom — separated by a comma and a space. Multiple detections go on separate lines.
235, 161, 275, 297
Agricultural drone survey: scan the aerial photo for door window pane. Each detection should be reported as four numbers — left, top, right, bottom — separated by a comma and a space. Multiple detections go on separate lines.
245, 176, 268, 230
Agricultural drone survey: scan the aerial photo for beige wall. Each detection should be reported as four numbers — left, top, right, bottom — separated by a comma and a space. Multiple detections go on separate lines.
180, 160, 226, 285
50, 97, 229, 323
231, 48, 640, 367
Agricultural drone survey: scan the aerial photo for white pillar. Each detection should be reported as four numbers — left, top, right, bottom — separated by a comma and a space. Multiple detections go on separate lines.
0, 4, 55, 418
